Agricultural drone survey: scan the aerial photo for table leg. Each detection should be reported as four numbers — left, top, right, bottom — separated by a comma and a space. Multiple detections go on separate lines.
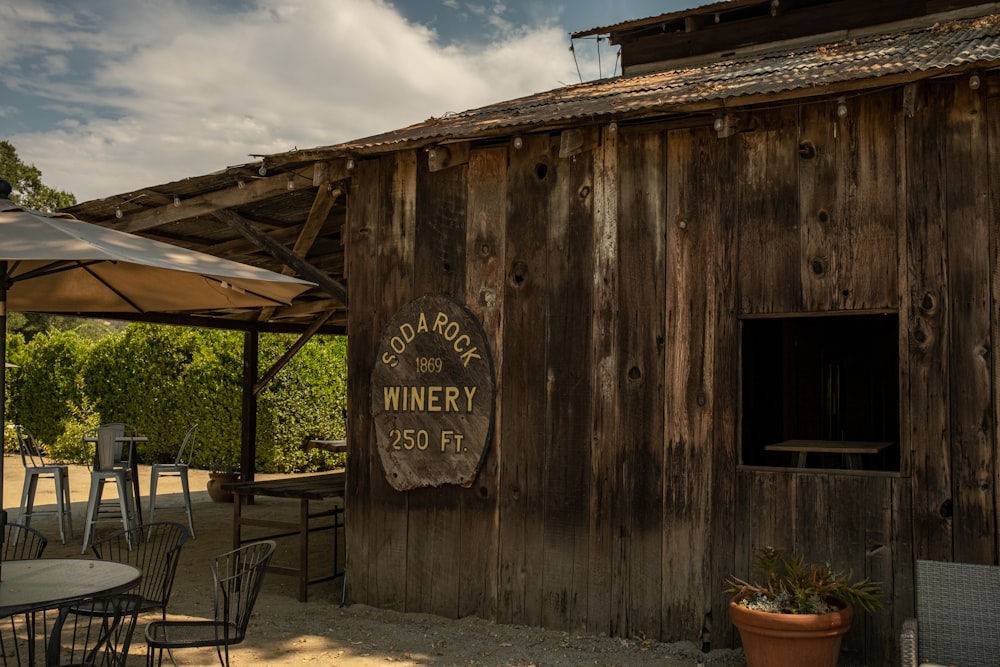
299, 499, 309, 602
232, 494, 243, 550
129, 441, 143, 527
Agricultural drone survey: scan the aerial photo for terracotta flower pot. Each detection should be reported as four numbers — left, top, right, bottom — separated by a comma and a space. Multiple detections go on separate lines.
206, 472, 240, 502
728, 599, 853, 667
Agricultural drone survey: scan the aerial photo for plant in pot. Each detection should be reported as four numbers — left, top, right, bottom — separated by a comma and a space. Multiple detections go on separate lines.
725, 547, 882, 667
206, 459, 241, 502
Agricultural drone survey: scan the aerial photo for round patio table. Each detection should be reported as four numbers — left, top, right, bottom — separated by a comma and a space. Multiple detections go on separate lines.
0, 558, 141, 617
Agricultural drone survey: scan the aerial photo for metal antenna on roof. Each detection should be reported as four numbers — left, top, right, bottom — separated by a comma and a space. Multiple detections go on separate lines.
569, 39, 583, 83
597, 36, 602, 79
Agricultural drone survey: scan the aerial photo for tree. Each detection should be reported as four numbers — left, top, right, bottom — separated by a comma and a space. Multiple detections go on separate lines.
0, 140, 76, 211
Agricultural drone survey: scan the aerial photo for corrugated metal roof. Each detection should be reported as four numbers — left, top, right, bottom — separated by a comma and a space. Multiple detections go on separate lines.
572, 0, 760, 39
298, 12, 1000, 157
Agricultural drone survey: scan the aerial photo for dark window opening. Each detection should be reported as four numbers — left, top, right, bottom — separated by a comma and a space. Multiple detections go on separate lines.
741, 313, 899, 471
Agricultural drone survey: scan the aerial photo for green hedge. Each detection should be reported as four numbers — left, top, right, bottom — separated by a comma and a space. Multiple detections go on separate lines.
3, 323, 347, 474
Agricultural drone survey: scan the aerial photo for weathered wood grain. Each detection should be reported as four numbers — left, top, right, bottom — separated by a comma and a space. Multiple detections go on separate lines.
369, 151, 418, 610
944, 80, 994, 564
497, 133, 551, 626
345, 157, 381, 606
587, 123, 620, 637
539, 134, 594, 633
904, 81, 954, 563
459, 146, 507, 619
662, 125, 718, 642
402, 154, 469, 616
614, 126, 666, 639
736, 108, 801, 314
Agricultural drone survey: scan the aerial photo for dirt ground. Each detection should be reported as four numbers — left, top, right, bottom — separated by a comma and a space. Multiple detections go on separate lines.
2, 455, 745, 666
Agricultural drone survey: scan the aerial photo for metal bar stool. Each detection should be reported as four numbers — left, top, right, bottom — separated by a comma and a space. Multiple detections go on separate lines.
81, 425, 138, 553
148, 425, 198, 538
13, 425, 73, 545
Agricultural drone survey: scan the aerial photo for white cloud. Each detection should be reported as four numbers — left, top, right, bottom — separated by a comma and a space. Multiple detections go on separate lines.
0, 0, 583, 202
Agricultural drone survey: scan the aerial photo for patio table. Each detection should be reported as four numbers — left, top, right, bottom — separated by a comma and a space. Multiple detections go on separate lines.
223, 472, 345, 602
0, 558, 141, 664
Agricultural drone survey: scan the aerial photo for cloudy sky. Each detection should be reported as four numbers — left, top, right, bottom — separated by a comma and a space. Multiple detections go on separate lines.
0, 0, 700, 203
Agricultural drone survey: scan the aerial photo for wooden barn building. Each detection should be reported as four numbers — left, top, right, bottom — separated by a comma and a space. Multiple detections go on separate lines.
66, 1, 1000, 664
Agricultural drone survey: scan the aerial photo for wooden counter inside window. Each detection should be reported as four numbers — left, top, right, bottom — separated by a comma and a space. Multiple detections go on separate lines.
764, 439, 895, 469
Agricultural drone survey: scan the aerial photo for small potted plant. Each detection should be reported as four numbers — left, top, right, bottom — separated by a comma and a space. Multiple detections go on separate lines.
206, 459, 241, 502
725, 547, 882, 667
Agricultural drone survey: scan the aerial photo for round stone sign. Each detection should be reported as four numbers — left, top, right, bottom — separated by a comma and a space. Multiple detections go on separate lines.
370, 294, 495, 491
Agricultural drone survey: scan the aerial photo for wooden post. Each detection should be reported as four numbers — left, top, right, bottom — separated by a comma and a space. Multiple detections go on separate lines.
241, 330, 258, 485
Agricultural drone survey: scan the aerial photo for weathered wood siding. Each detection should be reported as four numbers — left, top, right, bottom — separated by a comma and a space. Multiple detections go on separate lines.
345, 73, 1000, 666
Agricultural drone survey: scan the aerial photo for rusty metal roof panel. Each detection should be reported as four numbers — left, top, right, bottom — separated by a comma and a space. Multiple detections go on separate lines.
317, 13, 1000, 155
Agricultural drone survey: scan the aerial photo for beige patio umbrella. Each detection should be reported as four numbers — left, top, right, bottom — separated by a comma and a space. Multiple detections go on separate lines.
0, 180, 315, 508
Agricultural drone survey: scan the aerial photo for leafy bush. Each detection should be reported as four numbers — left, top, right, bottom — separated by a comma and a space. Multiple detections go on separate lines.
5, 323, 347, 474
6, 329, 92, 445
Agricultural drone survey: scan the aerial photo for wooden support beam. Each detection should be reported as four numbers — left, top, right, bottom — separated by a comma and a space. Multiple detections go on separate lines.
253, 310, 335, 395
117, 164, 318, 233
428, 143, 470, 172
213, 208, 349, 306
257, 185, 342, 320
559, 128, 600, 158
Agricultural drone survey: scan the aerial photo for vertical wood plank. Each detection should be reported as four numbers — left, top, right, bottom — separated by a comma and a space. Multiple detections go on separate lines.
345, 157, 381, 605
460, 147, 508, 620
799, 95, 898, 311
369, 151, 418, 610
738, 470, 901, 665
404, 154, 469, 616
709, 129, 740, 650
989, 89, 1000, 562
945, 80, 994, 564
904, 81, 954, 562
587, 123, 619, 637
736, 108, 801, 315
497, 133, 551, 627
540, 142, 594, 633
661, 125, 718, 641
615, 127, 666, 639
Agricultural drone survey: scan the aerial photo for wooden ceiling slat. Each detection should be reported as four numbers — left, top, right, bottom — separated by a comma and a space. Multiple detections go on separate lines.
116, 165, 317, 233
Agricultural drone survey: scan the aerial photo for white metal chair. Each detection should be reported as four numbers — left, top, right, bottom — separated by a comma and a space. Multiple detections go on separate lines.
13, 425, 73, 544
81, 424, 138, 553
148, 425, 198, 538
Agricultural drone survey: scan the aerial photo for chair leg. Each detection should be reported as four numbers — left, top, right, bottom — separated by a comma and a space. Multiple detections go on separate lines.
179, 470, 195, 538
148, 470, 160, 525
82, 477, 105, 553
17, 473, 37, 527
60, 468, 74, 539
52, 471, 69, 544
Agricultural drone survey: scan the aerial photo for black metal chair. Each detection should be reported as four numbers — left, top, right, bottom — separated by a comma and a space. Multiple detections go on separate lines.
0, 522, 47, 666
88, 522, 189, 621
1, 521, 47, 561
51, 593, 143, 667
144, 540, 276, 667
0, 593, 142, 667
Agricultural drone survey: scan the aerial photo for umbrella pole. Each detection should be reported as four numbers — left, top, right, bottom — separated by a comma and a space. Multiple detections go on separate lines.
1, 261, 7, 572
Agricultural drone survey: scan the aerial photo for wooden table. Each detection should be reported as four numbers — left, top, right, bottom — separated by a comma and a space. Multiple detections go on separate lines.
306, 439, 347, 453
224, 472, 346, 602
764, 439, 894, 469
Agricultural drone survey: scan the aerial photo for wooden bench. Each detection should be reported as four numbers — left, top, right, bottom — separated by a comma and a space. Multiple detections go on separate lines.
223, 472, 345, 602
